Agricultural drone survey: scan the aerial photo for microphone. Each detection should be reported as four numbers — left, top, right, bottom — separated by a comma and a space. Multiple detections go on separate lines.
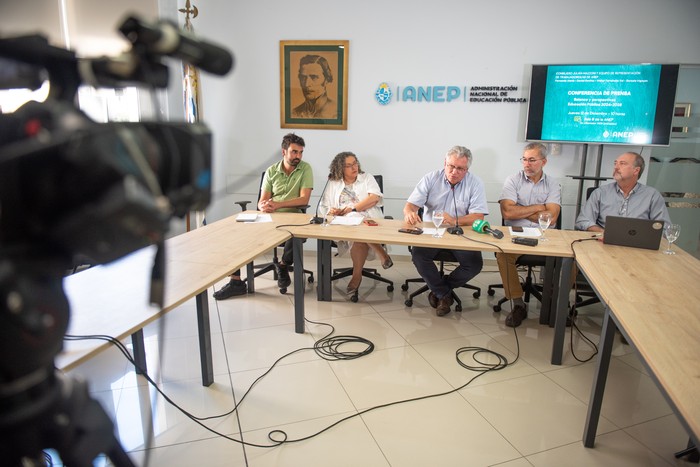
446, 184, 463, 235
311, 174, 332, 224
118, 15, 234, 76
472, 219, 504, 239
78, 54, 170, 88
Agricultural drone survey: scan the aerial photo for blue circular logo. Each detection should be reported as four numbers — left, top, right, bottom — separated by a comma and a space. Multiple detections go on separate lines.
375, 82, 392, 105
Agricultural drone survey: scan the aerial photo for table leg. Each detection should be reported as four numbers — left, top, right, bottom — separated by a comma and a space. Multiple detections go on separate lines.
539, 256, 556, 325
583, 306, 616, 447
195, 290, 213, 386
293, 237, 305, 333
131, 329, 146, 375
246, 262, 255, 293
551, 257, 572, 364
316, 239, 332, 301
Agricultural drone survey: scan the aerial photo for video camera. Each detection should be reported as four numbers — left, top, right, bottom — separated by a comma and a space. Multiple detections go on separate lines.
0, 14, 233, 466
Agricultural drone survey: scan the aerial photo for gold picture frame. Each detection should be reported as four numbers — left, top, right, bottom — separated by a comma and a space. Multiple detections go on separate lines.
672, 102, 691, 135
280, 40, 349, 130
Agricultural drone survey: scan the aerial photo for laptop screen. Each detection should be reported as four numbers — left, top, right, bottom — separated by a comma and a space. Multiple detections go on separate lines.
603, 216, 664, 250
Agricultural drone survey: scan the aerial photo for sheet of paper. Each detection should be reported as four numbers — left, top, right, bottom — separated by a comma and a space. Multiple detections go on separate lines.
330, 216, 364, 226
421, 227, 446, 236
509, 226, 542, 237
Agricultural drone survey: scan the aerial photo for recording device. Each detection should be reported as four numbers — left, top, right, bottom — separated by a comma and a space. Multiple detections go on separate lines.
446, 184, 463, 235
311, 174, 332, 224
472, 219, 504, 239
119, 15, 233, 76
511, 225, 524, 233
399, 227, 423, 235
512, 237, 539, 247
0, 14, 233, 466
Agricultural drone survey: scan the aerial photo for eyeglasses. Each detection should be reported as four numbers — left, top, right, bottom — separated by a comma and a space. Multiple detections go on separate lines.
520, 157, 544, 164
344, 161, 359, 169
446, 164, 467, 173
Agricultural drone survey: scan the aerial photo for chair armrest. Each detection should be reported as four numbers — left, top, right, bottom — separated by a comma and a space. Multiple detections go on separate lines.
235, 200, 251, 211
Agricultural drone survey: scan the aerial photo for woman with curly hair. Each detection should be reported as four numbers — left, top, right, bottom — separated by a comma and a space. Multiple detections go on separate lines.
320, 152, 393, 295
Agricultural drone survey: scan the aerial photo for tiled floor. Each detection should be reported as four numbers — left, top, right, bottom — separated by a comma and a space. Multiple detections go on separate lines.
61, 254, 691, 466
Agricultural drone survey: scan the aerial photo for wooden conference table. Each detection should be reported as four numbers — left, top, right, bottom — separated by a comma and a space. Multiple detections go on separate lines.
283, 212, 590, 364
571, 239, 700, 450
59, 214, 290, 386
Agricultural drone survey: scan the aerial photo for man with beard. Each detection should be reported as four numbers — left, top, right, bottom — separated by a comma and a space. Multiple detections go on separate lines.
291, 55, 337, 119
575, 151, 670, 233
495, 142, 561, 327
214, 133, 314, 299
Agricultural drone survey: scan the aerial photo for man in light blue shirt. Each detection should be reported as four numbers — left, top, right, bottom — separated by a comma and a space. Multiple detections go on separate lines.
575, 152, 670, 232
403, 146, 488, 316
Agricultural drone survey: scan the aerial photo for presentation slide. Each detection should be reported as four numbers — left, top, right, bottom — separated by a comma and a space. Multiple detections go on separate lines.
541, 64, 661, 145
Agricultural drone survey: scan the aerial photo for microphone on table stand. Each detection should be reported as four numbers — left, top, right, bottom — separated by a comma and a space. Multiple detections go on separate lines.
472, 219, 504, 239
311, 174, 332, 224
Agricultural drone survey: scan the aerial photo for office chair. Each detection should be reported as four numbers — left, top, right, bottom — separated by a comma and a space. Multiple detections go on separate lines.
329, 175, 394, 302
487, 210, 563, 312
401, 209, 481, 312
234, 172, 314, 294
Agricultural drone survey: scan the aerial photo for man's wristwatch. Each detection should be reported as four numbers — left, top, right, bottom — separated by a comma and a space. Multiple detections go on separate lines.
351, 207, 357, 212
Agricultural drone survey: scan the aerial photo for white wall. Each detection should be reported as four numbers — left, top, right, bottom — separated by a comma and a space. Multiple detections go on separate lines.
4, 0, 700, 247
170, 0, 700, 237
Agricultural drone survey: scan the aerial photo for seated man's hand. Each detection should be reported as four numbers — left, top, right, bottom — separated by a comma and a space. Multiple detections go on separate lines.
404, 211, 421, 225
259, 199, 276, 213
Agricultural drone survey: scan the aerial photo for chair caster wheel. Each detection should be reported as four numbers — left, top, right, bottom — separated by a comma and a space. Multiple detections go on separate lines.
473, 291, 480, 299
493, 304, 501, 312
387, 285, 394, 292
487, 288, 495, 296
308, 276, 314, 284
280, 287, 287, 294
350, 294, 358, 303
405, 299, 413, 307
401, 284, 409, 291
455, 304, 463, 312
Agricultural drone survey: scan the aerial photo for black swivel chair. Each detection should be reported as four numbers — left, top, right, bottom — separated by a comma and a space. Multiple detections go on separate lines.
487, 210, 562, 312
234, 172, 314, 294
329, 175, 394, 302
401, 209, 481, 312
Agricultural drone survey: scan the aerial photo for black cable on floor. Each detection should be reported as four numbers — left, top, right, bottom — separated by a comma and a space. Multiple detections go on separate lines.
64, 233, 528, 451
568, 237, 601, 363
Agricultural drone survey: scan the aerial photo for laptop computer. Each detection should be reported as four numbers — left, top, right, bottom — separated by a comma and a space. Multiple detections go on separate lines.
603, 216, 664, 250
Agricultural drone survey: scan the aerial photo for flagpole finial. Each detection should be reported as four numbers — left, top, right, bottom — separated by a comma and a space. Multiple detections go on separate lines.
179, 0, 199, 22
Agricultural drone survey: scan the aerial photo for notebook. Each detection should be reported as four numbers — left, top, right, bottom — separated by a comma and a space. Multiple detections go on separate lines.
603, 216, 664, 250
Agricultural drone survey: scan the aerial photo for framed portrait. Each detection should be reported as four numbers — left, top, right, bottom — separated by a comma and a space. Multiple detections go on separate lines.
280, 40, 349, 130
672, 103, 691, 135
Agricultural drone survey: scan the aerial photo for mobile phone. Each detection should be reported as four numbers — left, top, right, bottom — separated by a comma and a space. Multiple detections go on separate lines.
511, 226, 524, 232
364, 219, 378, 226
398, 227, 423, 235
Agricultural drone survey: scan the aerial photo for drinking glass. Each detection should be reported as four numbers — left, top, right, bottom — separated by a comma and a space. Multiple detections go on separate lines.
432, 210, 445, 238
538, 212, 552, 241
319, 205, 330, 227
663, 223, 680, 255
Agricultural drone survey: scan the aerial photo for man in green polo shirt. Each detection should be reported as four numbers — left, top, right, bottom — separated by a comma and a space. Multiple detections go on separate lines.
215, 133, 314, 299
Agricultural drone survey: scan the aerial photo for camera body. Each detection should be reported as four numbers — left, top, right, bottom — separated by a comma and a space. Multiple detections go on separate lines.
0, 15, 232, 464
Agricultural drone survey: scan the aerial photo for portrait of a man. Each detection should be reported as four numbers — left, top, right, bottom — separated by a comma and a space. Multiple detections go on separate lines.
280, 40, 349, 130
291, 55, 337, 119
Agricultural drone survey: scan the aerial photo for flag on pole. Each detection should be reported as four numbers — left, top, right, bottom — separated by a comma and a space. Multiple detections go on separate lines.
179, 0, 206, 230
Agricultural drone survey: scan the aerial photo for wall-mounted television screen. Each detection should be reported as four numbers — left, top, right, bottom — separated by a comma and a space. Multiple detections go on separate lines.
525, 64, 680, 146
